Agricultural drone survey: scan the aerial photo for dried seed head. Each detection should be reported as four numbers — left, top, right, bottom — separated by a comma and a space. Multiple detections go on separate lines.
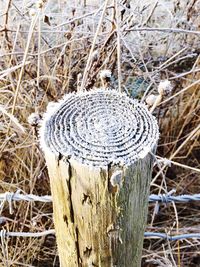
158, 80, 172, 95
146, 94, 158, 106
29, 8, 36, 17
77, 73, 82, 81
91, 50, 98, 60
99, 69, 112, 79
28, 113, 41, 126
36, 0, 45, 9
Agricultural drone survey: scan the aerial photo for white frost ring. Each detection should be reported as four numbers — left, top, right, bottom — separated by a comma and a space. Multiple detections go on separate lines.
40, 89, 159, 167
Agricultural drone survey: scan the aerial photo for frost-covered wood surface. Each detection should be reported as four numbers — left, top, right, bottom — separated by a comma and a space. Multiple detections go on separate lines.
40, 89, 159, 166
41, 89, 159, 266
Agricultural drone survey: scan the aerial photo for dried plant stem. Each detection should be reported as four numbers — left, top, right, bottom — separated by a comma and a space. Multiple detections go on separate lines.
37, 10, 41, 90
114, 0, 122, 93
7, 13, 39, 134
80, 0, 109, 91
172, 200, 181, 267
53, 7, 103, 29
170, 124, 200, 160
142, 0, 158, 26
150, 94, 162, 113
2, 0, 12, 45
126, 27, 200, 35
157, 47, 187, 70
151, 124, 200, 185
0, 105, 25, 133
159, 79, 200, 105
156, 156, 200, 173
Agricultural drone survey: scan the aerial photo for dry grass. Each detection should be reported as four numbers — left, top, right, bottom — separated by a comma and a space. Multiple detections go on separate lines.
0, 0, 200, 266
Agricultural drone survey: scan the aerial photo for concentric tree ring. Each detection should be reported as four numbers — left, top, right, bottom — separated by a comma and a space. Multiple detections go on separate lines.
40, 89, 159, 167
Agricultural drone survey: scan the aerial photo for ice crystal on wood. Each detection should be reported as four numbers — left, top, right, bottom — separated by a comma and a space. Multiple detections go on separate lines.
40, 89, 159, 167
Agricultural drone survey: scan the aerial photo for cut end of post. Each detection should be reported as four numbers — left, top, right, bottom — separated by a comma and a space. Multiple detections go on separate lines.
40, 88, 159, 167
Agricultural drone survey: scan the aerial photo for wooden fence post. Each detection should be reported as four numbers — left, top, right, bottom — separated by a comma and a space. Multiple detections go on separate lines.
40, 89, 159, 267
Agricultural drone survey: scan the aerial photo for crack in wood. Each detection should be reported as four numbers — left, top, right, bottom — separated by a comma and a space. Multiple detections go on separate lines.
107, 162, 113, 193
66, 160, 74, 223
75, 226, 81, 266
66, 159, 82, 265
57, 152, 63, 166
63, 214, 68, 226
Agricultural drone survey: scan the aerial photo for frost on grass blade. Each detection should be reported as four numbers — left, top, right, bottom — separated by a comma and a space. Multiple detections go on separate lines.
40, 89, 159, 167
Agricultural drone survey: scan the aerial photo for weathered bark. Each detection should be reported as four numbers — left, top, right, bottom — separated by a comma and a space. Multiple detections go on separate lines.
45, 151, 154, 267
